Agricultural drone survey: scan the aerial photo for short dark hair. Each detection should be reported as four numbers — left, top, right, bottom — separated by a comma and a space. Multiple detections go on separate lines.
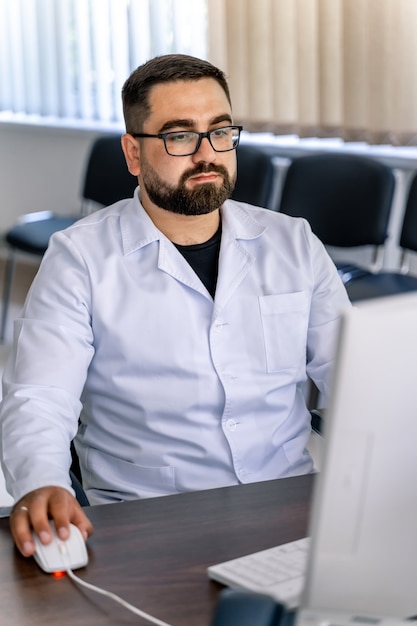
122, 54, 231, 134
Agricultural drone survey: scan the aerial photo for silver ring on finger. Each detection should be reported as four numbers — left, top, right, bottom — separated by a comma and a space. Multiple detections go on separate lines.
16, 505, 30, 514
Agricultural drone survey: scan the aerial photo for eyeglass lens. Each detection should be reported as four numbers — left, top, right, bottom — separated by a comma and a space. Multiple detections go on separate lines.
165, 126, 240, 155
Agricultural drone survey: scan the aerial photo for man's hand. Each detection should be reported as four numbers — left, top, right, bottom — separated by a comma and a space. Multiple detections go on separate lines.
10, 486, 94, 557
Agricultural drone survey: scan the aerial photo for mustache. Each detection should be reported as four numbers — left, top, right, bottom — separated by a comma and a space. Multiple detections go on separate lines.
180, 163, 229, 184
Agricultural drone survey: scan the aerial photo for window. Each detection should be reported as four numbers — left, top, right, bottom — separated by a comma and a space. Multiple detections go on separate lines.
0, 0, 208, 127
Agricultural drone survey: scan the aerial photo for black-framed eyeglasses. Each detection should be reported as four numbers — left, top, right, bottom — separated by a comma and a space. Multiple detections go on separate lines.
131, 125, 243, 157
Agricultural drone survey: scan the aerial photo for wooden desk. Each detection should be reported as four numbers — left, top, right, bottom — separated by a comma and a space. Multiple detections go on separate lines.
0, 474, 314, 626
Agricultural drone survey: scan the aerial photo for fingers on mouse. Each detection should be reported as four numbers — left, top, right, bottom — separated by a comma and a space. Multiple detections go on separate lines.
32, 522, 88, 573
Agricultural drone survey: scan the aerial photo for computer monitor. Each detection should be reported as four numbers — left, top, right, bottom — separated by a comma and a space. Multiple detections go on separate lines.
303, 292, 417, 619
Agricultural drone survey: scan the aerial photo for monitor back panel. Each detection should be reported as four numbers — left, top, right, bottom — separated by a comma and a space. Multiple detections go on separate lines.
303, 293, 417, 619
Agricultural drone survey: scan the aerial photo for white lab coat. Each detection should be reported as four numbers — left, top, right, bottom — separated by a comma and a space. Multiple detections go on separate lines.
0, 192, 350, 504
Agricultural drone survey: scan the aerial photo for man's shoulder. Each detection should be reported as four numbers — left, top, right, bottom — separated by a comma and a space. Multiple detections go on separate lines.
70, 197, 134, 229
47, 197, 141, 258
223, 199, 309, 231
53, 197, 140, 246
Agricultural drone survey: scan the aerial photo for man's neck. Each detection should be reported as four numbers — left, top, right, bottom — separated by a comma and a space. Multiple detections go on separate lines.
142, 201, 221, 246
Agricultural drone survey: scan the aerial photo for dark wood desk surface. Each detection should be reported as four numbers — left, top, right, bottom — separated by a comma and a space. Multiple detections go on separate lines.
0, 474, 314, 626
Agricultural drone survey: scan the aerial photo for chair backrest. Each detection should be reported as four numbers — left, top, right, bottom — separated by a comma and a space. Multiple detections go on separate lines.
82, 135, 138, 207
230, 144, 276, 209
399, 173, 417, 253
278, 152, 395, 248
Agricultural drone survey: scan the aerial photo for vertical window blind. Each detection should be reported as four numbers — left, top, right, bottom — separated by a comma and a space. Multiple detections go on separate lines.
208, 0, 417, 146
0, 0, 208, 125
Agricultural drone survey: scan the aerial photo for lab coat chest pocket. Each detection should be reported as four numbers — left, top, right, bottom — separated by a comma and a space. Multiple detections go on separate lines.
259, 292, 309, 372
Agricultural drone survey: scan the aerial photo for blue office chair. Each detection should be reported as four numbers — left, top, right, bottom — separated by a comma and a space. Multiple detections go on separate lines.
344, 171, 417, 301
278, 152, 396, 282
0, 134, 137, 341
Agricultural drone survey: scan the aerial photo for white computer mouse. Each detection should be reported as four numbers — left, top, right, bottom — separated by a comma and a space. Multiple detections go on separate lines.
32, 522, 88, 573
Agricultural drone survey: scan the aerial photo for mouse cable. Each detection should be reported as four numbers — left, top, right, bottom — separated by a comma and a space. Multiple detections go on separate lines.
65, 567, 174, 626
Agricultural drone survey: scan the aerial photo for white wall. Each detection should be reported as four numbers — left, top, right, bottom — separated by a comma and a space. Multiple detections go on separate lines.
0, 123, 108, 234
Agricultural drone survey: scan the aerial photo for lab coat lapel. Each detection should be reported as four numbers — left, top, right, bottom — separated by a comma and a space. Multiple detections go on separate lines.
214, 201, 267, 311
122, 196, 213, 299
158, 238, 211, 298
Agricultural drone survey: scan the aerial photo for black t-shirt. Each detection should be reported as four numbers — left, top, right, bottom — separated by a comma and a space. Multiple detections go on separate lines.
174, 222, 222, 298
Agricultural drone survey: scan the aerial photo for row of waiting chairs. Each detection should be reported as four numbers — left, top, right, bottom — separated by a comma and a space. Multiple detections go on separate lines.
2, 136, 417, 342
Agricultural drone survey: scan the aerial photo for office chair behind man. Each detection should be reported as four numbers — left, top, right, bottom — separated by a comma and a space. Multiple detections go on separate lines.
344, 170, 417, 301
278, 152, 396, 282
231, 144, 276, 209
0, 134, 137, 341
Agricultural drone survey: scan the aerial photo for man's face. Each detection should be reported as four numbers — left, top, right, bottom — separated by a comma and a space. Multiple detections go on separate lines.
136, 78, 237, 216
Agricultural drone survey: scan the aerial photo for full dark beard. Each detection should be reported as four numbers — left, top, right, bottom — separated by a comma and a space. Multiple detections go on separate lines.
141, 161, 236, 216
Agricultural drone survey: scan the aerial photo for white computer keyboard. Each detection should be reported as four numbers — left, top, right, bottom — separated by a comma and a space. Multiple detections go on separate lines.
207, 536, 310, 610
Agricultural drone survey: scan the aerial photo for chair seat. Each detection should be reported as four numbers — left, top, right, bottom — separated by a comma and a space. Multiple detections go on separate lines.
345, 272, 417, 302
6, 215, 79, 255
335, 262, 371, 283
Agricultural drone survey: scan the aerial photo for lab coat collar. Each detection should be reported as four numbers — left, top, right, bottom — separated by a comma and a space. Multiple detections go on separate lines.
120, 188, 162, 256
119, 191, 269, 304
120, 189, 268, 257
220, 199, 268, 241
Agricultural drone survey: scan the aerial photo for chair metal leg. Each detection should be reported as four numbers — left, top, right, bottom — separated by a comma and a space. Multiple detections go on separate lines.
0, 251, 16, 342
